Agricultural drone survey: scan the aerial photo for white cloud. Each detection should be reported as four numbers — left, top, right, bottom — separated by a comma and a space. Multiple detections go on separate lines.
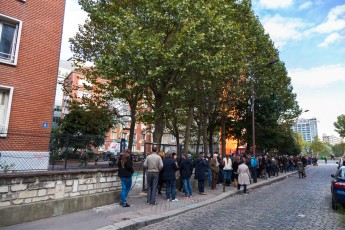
261, 14, 308, 48
318, 33, 343, 47
299, 1, 313, 10
60, 0, 88, 60
289, 64, 345, 88
312, 4, 345, 34
290, 65, 345, 136
259, 0, 293, 9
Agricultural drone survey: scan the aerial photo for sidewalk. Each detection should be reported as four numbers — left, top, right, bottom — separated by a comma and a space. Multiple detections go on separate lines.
3, 169, 299, 230
96, 169, 298, 230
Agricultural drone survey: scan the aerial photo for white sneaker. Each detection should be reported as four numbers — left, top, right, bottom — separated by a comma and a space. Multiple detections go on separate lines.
171, 199, 178, 202
167, 199, 171, 201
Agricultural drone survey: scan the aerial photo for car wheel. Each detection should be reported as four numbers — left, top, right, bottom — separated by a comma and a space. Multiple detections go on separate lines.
332, 197, 340, 210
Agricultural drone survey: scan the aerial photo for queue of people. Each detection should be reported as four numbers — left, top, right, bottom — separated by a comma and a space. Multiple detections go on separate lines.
123, 146, 316, 206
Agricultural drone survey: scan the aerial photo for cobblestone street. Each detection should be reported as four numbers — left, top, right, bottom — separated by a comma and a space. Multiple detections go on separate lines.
142, 163, 345, 230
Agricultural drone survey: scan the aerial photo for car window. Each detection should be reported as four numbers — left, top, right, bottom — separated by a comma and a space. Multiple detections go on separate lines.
338, 168, 345, 178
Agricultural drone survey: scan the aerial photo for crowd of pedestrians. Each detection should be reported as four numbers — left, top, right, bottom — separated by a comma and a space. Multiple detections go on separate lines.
139, 146, 317, 205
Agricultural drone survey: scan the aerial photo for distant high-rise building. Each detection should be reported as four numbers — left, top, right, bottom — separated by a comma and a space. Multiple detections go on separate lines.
322, 134, 343, 145
292, 118, 318, 142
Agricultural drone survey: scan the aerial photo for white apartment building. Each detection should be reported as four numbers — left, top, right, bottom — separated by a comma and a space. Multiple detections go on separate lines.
292, 118, 318, 142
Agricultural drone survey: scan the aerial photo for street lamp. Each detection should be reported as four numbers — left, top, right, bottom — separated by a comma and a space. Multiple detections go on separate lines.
250, 58, 279, 156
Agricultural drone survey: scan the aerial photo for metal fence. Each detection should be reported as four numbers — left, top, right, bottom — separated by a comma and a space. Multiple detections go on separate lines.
0, 131, 118, 173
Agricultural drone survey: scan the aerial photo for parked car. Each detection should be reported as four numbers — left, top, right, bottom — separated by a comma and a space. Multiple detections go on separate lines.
331, 166, 345, 210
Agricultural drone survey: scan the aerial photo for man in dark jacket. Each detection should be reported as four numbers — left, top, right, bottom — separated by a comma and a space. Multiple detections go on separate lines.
180, 154, 194, 198
162, 152, 179, 202
193, 152, 208, 195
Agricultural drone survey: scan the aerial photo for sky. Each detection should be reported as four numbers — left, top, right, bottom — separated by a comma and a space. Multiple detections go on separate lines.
60, 0, 345, 138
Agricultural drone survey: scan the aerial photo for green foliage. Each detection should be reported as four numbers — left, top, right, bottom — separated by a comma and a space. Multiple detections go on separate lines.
310, 136, 325, 155
334, 115, 345, 138
332, 142, 345, 157
69, 0, 301, 152
53, 101, 116, 154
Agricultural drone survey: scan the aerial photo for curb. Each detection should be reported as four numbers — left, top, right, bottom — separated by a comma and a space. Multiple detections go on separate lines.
97, 170, 300, 230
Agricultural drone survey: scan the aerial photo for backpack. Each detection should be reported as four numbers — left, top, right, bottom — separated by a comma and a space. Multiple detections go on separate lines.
251, 157, 257, 168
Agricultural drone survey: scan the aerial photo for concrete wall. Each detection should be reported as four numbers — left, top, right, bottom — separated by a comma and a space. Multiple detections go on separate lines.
0, 169, 120, 227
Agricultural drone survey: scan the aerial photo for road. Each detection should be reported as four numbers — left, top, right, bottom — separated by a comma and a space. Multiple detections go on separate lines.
142, 161, 345, 230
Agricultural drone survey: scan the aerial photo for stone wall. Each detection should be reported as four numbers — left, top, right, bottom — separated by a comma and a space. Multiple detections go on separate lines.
0, 169, 120, 227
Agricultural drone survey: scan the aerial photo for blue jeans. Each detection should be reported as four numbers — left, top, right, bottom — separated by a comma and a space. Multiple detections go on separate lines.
182, 178, 192, 197
165, 179, 176, 200
224, 169, 232, 181
207, 168, 212, 187
120, 176, 132, 204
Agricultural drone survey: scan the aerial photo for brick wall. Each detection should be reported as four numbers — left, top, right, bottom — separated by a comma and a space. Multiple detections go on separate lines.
0, 0, 65, 151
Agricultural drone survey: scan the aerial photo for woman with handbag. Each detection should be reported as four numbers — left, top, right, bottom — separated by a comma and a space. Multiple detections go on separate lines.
237, 158, 251, 194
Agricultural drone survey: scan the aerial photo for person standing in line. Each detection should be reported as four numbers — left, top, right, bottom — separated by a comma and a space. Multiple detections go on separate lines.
250, 155, 258, 183
163, 152, 179, 202
209, 153, 219, 190
157, 151, 165, 195
194, 152, 208, 195
237, 158, 251, 194
301, 155, 307, 177
205, 153, 212, 188
217, 153, 224, 184
223, 153, 233, 186
118, 149, 134, 207
180, 154, 194, 198
232, 156, 240, 188
143, 146, 163, 205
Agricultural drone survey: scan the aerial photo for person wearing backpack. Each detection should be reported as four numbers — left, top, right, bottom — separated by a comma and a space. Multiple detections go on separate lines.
250, 155, 258, 183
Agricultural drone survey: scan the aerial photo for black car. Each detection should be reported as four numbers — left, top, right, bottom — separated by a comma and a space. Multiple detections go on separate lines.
331, 166, 345, 210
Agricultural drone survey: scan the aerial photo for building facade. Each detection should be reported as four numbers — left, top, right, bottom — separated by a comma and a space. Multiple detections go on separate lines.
53, 60, 75, 128
292, 118, 318, 142
0, 0, 65, 170
322, 134, 343, 145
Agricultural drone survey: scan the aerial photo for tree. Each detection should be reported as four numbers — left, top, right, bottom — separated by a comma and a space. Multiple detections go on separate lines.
332, 141, 345, 157
322, 143, 333, 158
71, 0, 246, 147
310, 136, 325, 156
58, 101, 116, 153
334, 115, 345, 138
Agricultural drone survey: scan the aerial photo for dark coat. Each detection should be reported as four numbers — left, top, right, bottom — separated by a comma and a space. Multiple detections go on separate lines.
118, 155, 134, 178
180, 158, 193, 179
162, 157, 178, 181
193, 157, 208, 180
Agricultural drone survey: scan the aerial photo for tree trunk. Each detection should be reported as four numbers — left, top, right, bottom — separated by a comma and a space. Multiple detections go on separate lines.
196, 123, 201, 154
128, 106, 137, 151
203, 114, 208, 156
208, 127, 214, 155
221, 115, 226, 158
152, 95, 164, 144
183, 105, 194, 155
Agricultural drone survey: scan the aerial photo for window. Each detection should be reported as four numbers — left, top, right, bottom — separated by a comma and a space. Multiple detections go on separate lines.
142, 134, 146, 140
0, 85, 14, 136
133, 133, 137, 140
78, 78, 92, 87
171, 134, 176, 141
76, 90, 91, 98
0, 14, 22, 65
